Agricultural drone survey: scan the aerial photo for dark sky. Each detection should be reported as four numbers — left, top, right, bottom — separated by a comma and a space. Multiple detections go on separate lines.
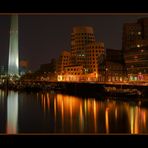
0, 14, 148, 71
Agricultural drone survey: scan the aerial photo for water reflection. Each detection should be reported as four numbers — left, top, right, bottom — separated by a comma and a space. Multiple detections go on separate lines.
0, 90, 7, 133
0, 89, 148, 133
6, 91, 18, 134
39, 93, 148, 133
105, 107, 109, 133
0, 89, 5, 108
129, 106, 148, 134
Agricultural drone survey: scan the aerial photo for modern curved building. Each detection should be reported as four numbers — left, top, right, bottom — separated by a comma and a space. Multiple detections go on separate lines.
8, 15, 19, 75
71, 26, 96, 66
57, 26, 105, 82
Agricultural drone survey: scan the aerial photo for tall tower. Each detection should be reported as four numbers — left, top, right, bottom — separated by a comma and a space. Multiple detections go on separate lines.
8, 15, 19, 75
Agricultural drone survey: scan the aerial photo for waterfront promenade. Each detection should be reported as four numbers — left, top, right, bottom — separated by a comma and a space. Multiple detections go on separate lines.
0, 80, 148, 98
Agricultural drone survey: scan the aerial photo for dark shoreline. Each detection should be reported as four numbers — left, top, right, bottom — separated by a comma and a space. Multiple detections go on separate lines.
0, 81, 148, 99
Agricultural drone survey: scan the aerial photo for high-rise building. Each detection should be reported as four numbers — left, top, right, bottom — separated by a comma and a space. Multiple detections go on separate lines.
85, 42, 104, 74
99, 49, 127, 82
122, 23, 143, 51
138, 18, 148, 39
122, 18, 148, 81
57, 26, 105, 82
8, 15, 19, 75
71, 26, 96, 66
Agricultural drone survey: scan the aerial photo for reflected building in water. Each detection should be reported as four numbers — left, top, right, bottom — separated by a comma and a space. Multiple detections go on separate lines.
40, 92, 148, 133
0, 90, 7, 133
40, 93, 118, 133
0, 89, 148, 134
6, 91, 18, 134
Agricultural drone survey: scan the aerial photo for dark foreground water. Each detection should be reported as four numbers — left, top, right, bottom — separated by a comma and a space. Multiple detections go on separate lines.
0, 89, 148, 134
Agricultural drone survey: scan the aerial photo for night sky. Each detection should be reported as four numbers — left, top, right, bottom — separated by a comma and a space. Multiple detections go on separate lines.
0, 14, 148, 71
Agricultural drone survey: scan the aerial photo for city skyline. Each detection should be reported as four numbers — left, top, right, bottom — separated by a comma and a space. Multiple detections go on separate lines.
0, 13, 148, 136
0, 13, 148, 71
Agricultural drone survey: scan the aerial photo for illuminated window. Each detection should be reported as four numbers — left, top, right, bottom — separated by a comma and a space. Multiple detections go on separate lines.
141, 49, 144, 52
130, 76, 134, 81
137, 44, 140, 47
134, 77, 137, 81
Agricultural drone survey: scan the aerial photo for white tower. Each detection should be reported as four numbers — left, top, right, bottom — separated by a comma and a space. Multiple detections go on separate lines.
8, 15, 19, 75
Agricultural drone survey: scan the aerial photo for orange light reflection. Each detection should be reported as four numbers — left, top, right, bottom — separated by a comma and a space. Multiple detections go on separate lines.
93, 100, 97, 132
105, 107, 109, 133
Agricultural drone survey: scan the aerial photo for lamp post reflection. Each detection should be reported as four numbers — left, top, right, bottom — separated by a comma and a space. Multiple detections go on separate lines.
6, 91, 18, 134
79, 103, 84, 132
70, 99, 73, 132
54, 98, 57, 132
105, 107, 109, 133
61, 99, 64, 132
93, 100, 97, 132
